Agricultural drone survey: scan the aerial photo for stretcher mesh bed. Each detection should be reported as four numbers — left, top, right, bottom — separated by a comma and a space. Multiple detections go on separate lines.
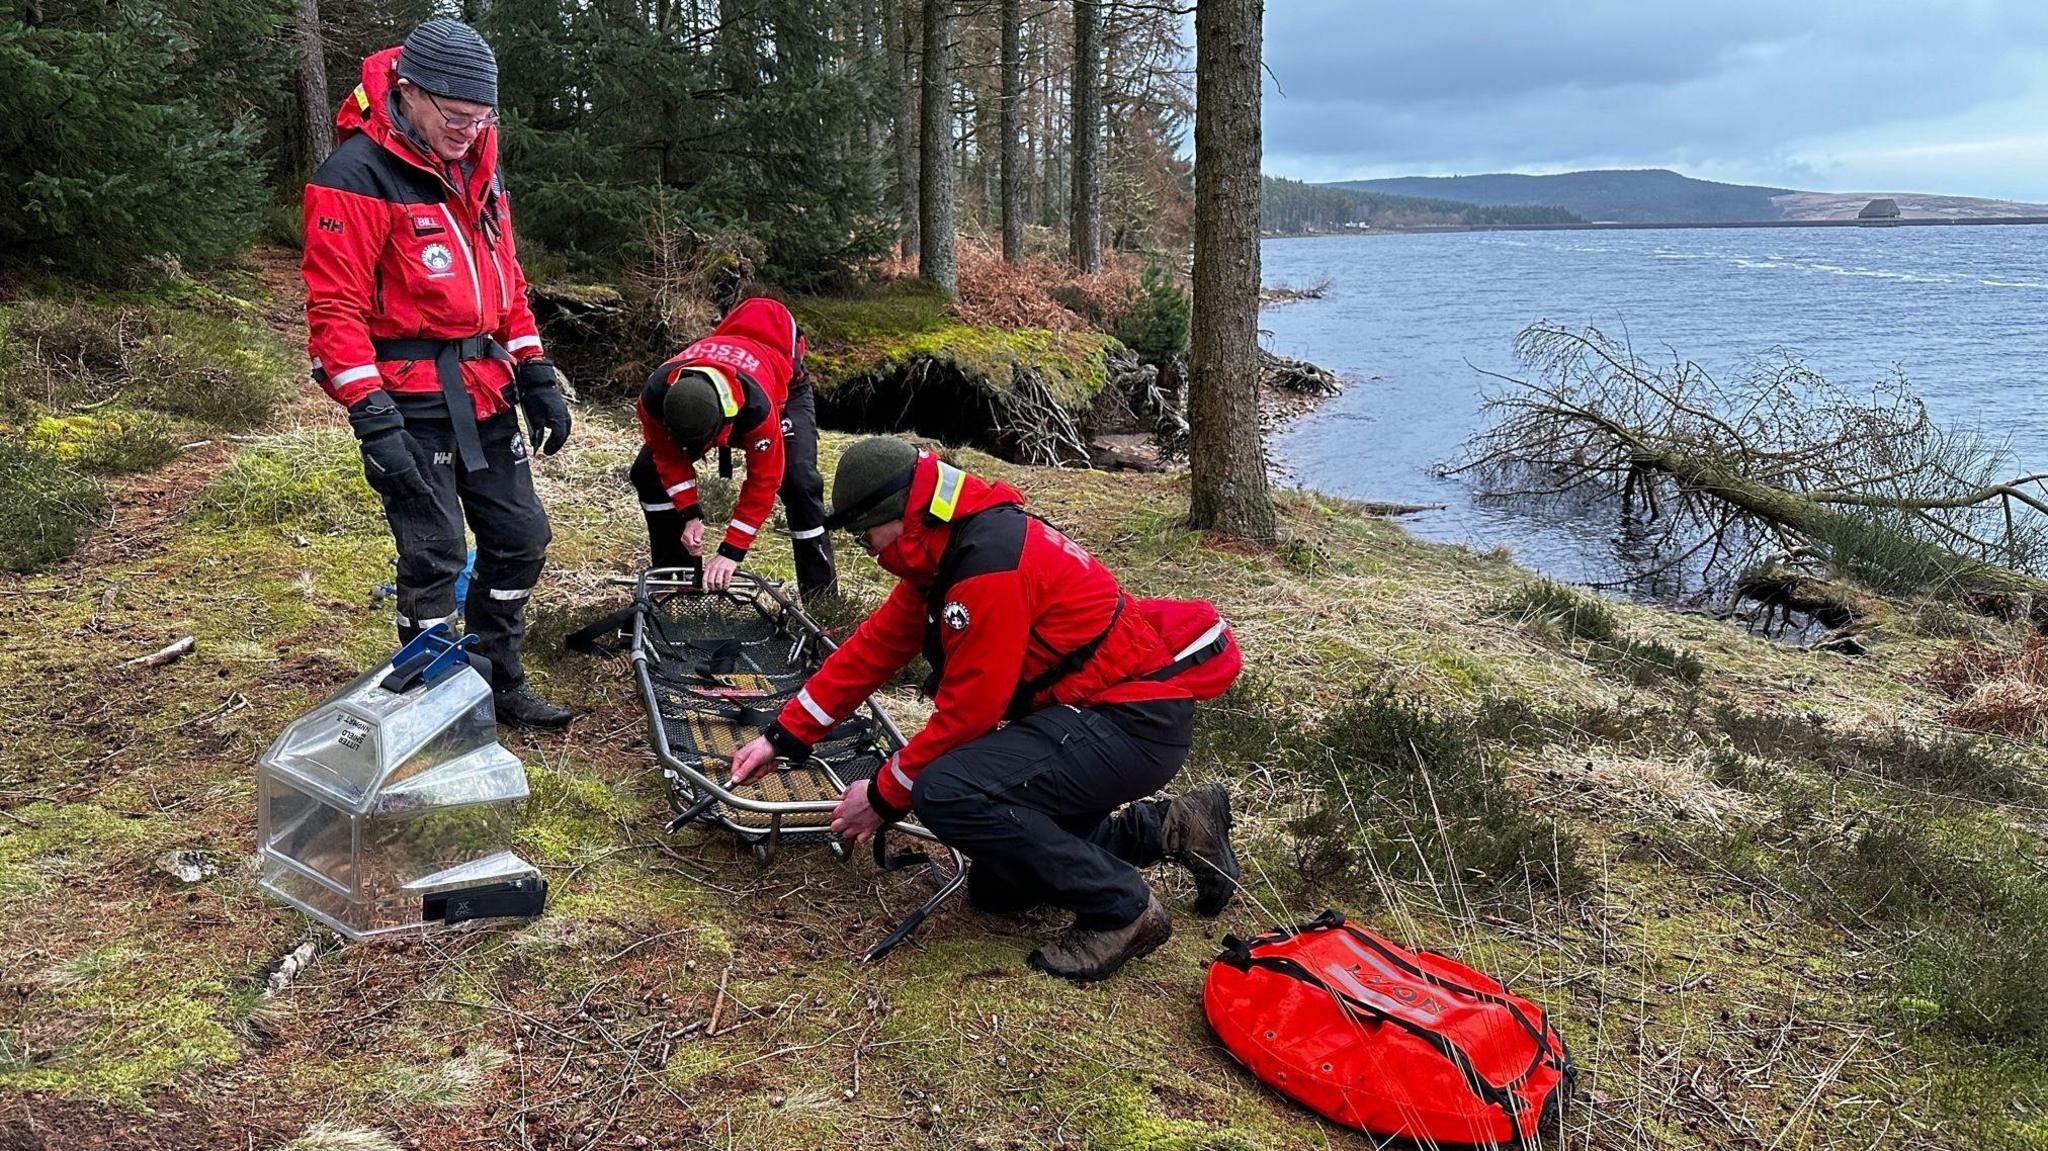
597, 567, 964, 960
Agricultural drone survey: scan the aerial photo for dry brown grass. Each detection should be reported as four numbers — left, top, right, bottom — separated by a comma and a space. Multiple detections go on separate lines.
871, 240, 1143, 333
1926, 634, 2048, 736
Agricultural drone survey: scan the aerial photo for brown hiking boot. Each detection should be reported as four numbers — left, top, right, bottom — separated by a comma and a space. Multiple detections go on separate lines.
1027, 894, 1172, 981
1163, 783, 1239, 917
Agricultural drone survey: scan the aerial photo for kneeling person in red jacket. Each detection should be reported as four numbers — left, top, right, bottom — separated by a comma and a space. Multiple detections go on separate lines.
631, 298, 835, 596
730, 437, 1239, 980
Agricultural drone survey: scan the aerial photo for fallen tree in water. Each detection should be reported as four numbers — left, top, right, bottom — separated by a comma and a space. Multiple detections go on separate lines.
1452, 322, 2048, 626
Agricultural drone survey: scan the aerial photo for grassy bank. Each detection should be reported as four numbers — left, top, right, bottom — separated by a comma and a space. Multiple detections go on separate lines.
1, 279, 2045, 1150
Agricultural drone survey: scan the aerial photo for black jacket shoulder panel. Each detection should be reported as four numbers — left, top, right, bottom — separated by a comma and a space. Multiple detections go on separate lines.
310, 133, 444, 206
928, 505, 1028, 607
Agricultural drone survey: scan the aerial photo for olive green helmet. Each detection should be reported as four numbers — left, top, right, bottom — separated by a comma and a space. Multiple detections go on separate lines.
825, 436, 920, 532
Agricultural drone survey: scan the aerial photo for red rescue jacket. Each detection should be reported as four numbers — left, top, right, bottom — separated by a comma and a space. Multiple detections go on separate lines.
772, 453, 1187, 813
635, 299, 806, 562
301, 46, 545, 419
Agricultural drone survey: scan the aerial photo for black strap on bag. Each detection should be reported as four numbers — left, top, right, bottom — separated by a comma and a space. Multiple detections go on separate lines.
372, 334, 510, 473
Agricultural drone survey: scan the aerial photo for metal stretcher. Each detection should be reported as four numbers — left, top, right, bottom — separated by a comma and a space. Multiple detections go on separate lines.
595, 567, 966, 961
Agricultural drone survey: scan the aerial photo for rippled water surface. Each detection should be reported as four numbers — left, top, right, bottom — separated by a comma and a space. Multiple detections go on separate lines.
1263, 225, 2048, 583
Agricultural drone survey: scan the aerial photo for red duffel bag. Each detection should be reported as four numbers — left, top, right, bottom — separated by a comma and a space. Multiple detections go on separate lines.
1205, 911, 1574, 1146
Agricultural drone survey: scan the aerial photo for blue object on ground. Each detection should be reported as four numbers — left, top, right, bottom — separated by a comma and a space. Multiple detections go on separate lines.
371, 549, 477, 615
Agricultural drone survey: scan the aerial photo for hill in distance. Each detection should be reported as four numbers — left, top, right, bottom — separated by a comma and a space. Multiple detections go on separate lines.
1332, 168, 2048, 225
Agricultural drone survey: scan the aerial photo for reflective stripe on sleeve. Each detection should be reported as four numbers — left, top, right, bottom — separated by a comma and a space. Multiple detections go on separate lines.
506, 335, 543, 354
487, 587, 532, 602
331, 364, 381, 387
728, 520, 758, 537
790, 526, 826, 540
796, 688, 833, 726
888, 756, 916, 795
641, 501, 675, 512
667, 480, 697, 496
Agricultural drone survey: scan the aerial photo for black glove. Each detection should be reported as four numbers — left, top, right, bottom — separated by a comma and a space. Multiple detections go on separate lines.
347, 394, 430, 501
513, 358, 572, 455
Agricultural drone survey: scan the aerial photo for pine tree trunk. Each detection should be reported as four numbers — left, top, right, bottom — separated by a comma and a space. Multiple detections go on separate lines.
295, 0, 332, 173
918, 0, 957, 293
1188, 0, 1275, 540
862, 0, 884, 159
1069, 0, 1101, 271
890, 0, 921, 260
999, 0, 1024, 263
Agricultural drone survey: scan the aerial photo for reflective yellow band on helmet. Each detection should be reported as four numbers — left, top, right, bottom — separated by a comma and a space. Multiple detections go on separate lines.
928, 461, 966, 522
354, 85, 370, 112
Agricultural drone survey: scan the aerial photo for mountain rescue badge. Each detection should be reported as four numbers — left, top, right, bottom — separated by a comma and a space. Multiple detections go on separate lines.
420, 243, 454, 275
942, 601, 970, 630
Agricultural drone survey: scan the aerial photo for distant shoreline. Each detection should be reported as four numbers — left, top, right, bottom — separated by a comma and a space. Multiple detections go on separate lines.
1265, 216, 2048, 239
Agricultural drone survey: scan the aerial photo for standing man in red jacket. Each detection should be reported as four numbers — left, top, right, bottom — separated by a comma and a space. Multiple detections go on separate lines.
631, 298, 835, 597
302, 18, 574, 728
730, 438, 1240, 980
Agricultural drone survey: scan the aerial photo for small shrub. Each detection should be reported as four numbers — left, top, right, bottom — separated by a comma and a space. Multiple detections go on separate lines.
0, 301, 292, 431
1710, 703, 2033, 802
1287, 686, 1584, 897
1807, 817, 2048, 1052
1191, 676, 1290, 769
0, 439, 104, 572
126, 312, 294, 430
1492, 579, 1617, 643
1114, 263, 1191, 365
1589, 636, 1705, 686
199, 428, 378, 533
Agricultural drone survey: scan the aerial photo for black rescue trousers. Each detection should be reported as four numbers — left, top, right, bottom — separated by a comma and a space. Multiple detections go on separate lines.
628, 374, 836, 598
382, 410, 552, 690
910, 698, 1196, 931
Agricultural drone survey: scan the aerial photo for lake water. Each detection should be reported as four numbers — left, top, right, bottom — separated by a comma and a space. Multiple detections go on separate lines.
1263, 225, 2048, 585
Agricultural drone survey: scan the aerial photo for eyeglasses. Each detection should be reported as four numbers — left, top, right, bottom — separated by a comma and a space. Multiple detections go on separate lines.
424, 90, 499, 133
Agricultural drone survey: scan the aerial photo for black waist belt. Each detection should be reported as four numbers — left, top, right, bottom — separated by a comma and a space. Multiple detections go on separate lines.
373, 335, 508, 473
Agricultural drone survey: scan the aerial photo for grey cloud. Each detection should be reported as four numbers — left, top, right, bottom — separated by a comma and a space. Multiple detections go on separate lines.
1260, 0, 2048, 196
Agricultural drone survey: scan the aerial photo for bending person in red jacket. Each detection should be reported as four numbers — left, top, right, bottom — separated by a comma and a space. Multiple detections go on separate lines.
731, 437, 1239, 980
631, 298, 835, 597
302, 18, 572, 728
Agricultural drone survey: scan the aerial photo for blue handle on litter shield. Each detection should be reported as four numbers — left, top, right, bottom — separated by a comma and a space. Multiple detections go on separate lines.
380, 623, 481, 694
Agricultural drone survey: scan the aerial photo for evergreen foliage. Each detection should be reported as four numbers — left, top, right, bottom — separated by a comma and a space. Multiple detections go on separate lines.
1, 0, 288, 279
480, 0, 892, 286
1114, 263, 1189, 365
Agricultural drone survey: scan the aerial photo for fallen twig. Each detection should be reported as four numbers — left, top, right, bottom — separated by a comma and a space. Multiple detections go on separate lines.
707, 963, 731, 1036
125, 635, 195, 668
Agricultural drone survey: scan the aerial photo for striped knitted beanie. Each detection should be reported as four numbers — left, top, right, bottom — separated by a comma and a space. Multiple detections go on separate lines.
395, 18, 498, 106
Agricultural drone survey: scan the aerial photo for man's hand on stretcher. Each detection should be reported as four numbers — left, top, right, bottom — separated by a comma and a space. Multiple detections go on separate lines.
679, 519, 741, 591
729, 735, 887, 843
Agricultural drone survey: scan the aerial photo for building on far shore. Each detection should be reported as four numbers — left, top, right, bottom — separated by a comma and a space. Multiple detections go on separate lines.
1858, 198, 1902, 219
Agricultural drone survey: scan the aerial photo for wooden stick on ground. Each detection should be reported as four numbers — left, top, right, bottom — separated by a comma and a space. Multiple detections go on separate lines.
125, 636, 195, 669
707, 963, 731, 1036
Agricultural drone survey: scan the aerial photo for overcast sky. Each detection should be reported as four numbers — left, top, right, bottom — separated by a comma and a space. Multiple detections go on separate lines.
1261, 0, 2048, 202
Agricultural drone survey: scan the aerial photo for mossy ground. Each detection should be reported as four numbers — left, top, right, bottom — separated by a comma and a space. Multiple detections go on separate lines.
794, 281, 1121, 409
3, 264, 2047, 1149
